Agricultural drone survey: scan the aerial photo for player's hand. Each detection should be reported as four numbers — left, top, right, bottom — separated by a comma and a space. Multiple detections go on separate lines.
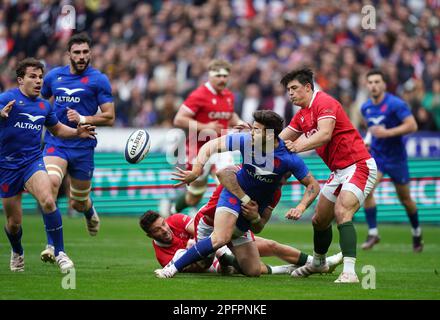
171, 167, 200, 187
67, 107, 81, 123
285, 140, 300, 153
0, 100, 15, 118
77, 124, 97, 139
204, 121, 223, 135
233, 122, 252, 132
241, 200, 259, 221
370, 125, 390, 138
285, 204, 306, 221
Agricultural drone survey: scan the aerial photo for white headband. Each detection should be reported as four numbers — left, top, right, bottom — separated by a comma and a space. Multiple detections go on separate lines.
209, 68, 229, 77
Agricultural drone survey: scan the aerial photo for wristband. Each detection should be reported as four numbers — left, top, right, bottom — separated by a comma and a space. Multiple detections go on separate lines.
79, 115, 86, 124
251, 216, 261, 224
240, 195, 251, 205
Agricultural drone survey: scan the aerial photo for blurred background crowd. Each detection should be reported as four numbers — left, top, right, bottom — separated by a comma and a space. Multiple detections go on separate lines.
1, 0, 440, 131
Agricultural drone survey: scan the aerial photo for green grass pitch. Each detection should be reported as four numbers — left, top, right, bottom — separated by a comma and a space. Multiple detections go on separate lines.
1, 215, 439, 300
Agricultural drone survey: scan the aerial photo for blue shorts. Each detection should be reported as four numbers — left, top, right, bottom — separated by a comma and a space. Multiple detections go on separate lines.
43, 144, 94, 181
0, 157, 46, 198
216, 188, 265, 233
374, 157, 410, 185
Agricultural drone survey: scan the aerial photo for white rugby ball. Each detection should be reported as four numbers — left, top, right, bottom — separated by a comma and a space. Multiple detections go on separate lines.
125, 129, 151, 164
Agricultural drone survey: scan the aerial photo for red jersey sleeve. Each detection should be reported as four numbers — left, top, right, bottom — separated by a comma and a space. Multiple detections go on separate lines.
316, 97, 338, 122
288, 113, 303, 133
182, 89, 203, 114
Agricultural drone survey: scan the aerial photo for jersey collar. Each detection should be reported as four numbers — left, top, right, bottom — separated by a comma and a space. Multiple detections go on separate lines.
307, 90, 319, 109
205, 81, 218, 95
153, 239, 173, 248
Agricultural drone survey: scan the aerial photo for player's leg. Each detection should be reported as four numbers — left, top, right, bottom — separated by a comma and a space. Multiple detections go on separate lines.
175, 178, 208, 213
230, 240, 261, 277
334, 158, 377, 283
362, 170, 383, 250
394, 182, 423, 252
3, 195, 25, 272
291, 193, 335, 277
68, 148, 99, 235
254, 236, 343, 274
25, 168, 74, 271
43, 155, 68, 199
155, 209, 237, 278
42, 151, 68, 257
69, 177, 100, 236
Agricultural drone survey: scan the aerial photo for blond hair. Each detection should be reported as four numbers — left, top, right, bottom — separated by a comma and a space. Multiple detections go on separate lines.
208, 59, 232, 72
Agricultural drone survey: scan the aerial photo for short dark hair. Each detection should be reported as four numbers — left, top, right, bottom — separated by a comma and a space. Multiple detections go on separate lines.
366, 69, 386, 82
67, 33, 92, 51
253, 110, 284, 137
139, 210, 161, 233
280, 68, 314, 91
16, 58, 44, 79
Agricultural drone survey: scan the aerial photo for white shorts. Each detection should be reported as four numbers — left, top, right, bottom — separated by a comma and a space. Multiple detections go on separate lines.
196, 215, 254, 248
321, 158, 377, 205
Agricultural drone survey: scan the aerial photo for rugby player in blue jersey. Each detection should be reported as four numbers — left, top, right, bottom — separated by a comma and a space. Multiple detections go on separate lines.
361, 69, 422, 252
0, 58, 96, 272
39, 33, 115, 262
155, 110, 320, 278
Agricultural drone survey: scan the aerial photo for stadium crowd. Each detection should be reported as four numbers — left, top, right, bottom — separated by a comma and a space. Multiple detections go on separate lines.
0, 0, 440, 130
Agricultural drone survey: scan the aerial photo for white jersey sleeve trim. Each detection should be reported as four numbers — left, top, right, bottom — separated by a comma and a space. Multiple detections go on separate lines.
181, 104, 195, 115
317, 115, 336, 121
287, 125, 302, 133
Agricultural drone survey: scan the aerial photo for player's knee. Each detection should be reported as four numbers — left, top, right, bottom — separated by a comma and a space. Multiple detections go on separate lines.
6, 219, 22, 233
266, 239, 279, 254
71, 200, 88, 212
39, 196, 57, 212
400, 197, 414, 209
312, 214, 326, 229
244, 266, 261, 277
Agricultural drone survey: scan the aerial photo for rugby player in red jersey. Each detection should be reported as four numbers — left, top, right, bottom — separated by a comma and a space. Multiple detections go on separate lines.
279, 68, 377, 283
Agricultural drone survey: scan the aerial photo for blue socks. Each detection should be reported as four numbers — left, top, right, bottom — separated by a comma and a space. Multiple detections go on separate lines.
365, 207, 377, 229
5, 226, 23, 255
42, 209, 64, 256
174, 237, 215, 271
408, 210, 420, 230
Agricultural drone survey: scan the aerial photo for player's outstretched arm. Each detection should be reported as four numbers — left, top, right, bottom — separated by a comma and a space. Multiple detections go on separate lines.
284, 118, 335, 153
47, 122, 97, 139
172, 135, 228, 187
285, 173, 320, 220
66, 102, 115, 126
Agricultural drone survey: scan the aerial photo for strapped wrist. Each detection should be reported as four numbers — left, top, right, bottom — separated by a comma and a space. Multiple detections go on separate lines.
79, 115, 86, 124
240, 194, 251, 205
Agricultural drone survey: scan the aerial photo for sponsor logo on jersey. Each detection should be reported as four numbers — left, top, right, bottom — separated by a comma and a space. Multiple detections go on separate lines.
208, 111, 232, 120
305, 128, 318, 138
55, 87, 84, 103
368, 115, 385, 126
14, 113, 44, 130
19, 113, 45, 122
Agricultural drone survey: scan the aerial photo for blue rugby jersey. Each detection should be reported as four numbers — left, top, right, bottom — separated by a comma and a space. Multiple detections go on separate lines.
0, 88, 58, 169
361, 93, 413, 163
41, 65, 113, 149
225, 132, 309, 209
